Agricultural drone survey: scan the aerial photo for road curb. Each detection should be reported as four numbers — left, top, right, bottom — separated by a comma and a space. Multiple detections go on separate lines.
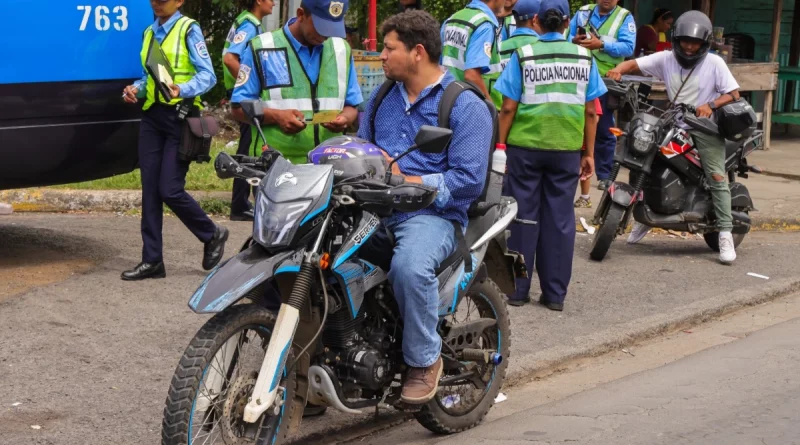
5, 188, 800, 231
0, 188, 230, 213
504, 277, 800, 387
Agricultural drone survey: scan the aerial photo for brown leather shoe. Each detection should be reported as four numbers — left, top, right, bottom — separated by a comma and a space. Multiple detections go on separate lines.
401, 356, 443, 405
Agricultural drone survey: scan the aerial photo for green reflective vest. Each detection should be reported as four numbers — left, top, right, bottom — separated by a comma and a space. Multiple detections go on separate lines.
507, 40, 593, 151
441, 7, 502, 108
223, 11, 263, 90
249, 29, 351, 164
579, 4, 631, 75
140, 16, 203, 111
498, 33, 538, 71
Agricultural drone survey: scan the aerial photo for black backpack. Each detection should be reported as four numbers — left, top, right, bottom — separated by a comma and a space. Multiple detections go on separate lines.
368, 79, 499, 204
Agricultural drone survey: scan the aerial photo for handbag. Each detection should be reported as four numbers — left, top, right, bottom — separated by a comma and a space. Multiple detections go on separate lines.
178, 101, 220, 163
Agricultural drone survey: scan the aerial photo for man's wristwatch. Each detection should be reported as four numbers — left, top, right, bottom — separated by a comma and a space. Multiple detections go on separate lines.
707, 101, 717, 111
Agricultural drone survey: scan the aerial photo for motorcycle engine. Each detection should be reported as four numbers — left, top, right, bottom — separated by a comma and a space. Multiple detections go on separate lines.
326, 342, 392, 391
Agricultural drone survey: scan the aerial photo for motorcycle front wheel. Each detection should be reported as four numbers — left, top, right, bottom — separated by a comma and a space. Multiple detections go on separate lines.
415, 278, 511, 434
590, 204, 626, 261
161, 304, 297, 445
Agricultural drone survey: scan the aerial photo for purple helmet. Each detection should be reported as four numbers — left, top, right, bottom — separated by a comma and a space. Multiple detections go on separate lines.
308, 136, 388, 183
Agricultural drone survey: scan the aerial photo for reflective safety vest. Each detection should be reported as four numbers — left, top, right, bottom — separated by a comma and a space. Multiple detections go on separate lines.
249, 29, 350, 164
501, 15, 517, 41
507, 40, 593, 151
498, 33, 538, 72
441, 7, 502, 108
140, 16, 204, 110
223, 11, 263, 90
579, 4, 631, 75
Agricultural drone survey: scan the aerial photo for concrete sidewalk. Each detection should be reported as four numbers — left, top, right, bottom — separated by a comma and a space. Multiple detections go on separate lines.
751, 130, 800, 180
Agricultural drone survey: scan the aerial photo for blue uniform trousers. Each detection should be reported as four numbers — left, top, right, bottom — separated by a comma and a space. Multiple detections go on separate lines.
503, 147, 580, 304
595, 93, 617, 181
231, 122, 254, 214
138, 104, 216, 263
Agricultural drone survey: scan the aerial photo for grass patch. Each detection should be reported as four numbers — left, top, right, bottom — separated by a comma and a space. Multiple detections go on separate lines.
52, 139, 239, 191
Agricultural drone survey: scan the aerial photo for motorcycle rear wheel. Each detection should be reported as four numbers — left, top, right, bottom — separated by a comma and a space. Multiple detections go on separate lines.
161, 304, 297, 445
590, 204, 625, 261
415, 278, 511, 434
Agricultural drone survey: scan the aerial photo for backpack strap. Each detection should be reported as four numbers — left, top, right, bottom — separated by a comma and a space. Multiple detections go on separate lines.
437, 80, 486, 129
369, 79, 398, 141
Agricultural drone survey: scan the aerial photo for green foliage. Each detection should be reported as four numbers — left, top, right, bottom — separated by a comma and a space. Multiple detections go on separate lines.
182, 0, 240, 105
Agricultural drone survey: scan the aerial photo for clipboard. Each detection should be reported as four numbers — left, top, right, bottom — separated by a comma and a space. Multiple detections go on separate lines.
145, 37, 176, 101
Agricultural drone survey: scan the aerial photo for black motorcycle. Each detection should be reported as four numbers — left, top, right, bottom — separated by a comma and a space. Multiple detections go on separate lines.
160, 101, 523, 444
589, 79, 763, 261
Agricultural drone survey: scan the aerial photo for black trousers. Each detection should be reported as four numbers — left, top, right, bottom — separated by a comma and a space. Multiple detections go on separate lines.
138, 104, 216, 263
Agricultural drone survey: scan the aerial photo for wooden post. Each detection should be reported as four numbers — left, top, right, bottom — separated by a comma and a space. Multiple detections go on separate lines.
700, 0, 711, 15
783, 0, 800, 113
709, 0, 717, 20
764, 0, 783, 149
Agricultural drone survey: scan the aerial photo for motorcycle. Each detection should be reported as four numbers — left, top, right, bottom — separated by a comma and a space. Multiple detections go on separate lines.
161, 100, 523, 445
589, 79, 763, 261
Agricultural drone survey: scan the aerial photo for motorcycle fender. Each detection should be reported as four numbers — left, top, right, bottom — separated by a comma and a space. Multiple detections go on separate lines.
483, 234, 525, 297
608, 181, 638, 208
188, 244, 295, 314
730, 182, 754, 210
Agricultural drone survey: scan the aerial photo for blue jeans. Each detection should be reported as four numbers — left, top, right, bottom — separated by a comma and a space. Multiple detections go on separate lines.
362, 215, 456, 368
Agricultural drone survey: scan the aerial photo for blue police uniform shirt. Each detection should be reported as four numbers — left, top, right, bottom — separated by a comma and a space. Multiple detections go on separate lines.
441, 0, 499, 72
222, 19, 261, 59
567, 5, 636, 59
500, 16, 520, 42
133, 11, 216, 99
357, 71, 492, 228
494, 32, 607, 104
231, 18, 362, 107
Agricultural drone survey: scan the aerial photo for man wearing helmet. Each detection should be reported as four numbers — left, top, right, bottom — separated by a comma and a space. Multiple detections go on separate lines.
607, 10, 741, 264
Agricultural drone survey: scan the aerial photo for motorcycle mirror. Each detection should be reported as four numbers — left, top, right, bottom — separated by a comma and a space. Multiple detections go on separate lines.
414, 125, 453, 154
214, 152, 239, 179
239, 100, 264, 123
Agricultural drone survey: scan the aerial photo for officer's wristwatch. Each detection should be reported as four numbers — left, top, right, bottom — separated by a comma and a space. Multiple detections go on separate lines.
707, 101, 718, 111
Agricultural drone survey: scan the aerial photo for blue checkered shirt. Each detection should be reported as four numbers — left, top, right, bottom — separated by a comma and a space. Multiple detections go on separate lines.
357, 71, 492, 227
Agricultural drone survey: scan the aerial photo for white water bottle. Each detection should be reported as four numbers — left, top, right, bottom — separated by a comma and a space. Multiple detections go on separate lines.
492, 143, 507, 174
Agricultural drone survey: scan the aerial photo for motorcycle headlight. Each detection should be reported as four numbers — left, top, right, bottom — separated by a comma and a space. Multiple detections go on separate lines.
253, 194, 311, 248
630, 126, 657, 154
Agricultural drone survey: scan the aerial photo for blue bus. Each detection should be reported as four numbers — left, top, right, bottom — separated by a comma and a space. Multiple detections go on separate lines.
0, 1, 154, 190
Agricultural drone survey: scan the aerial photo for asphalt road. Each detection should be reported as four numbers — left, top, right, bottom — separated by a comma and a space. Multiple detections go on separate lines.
1, 213, 799, 444
438, 316, 800, 445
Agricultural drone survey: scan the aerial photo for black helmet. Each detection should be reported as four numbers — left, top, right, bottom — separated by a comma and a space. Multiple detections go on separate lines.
671, 10, 713, 69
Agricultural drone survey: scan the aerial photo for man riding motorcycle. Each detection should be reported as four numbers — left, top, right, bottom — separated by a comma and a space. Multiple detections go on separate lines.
356, 10, 493, 404
606, 10, 741, 264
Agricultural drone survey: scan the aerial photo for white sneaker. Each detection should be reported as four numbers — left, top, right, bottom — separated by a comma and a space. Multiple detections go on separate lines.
718, 232, 737, 264
627, 222, 651, 244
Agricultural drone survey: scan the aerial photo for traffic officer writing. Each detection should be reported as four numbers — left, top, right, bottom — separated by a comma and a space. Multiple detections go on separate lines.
231, 0, 363, 164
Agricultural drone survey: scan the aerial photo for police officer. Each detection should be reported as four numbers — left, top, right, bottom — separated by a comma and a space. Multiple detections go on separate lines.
495, 0, 606, 310
121, 0, 228, 281
441, 0, 505, 107
223, 0, 274, 221
499, 0, 519, 42
497, 0, 541, 72
230, 0, 363, 164
568, 0, 635, 192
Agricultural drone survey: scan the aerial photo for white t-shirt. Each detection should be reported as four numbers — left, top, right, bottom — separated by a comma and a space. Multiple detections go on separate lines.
636, 51, 740, 107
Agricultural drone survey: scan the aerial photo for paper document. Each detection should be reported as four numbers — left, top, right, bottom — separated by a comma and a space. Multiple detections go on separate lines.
158, 64, 174, 87
308, 110, 340, 124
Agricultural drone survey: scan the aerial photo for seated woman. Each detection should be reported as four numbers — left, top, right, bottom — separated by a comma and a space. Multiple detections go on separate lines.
635, 8, 673, 56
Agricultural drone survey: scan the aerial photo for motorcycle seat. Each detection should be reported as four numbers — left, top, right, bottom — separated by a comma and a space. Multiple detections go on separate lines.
434, 205, 500, 275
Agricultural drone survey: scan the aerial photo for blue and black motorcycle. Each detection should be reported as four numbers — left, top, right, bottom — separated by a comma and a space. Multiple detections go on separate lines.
161, 101, 522, 445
